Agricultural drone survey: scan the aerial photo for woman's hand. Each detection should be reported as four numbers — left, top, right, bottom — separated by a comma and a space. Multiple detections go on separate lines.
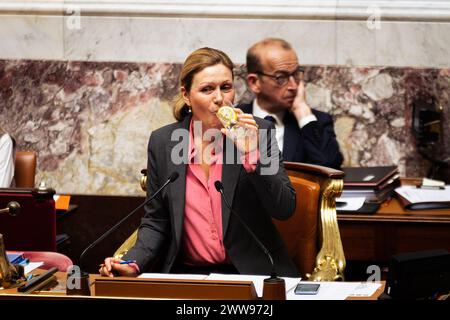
221, 108, 259, 154
99, 257, 138, 277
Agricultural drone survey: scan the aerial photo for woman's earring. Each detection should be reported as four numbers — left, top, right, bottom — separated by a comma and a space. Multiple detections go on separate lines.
187, 106, 192, 113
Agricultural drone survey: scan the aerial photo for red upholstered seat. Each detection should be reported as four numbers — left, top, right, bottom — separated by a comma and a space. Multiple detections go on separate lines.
7, 250, 73, 272
23, 251, 73, 272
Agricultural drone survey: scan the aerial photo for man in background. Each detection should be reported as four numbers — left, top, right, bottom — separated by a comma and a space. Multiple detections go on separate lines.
240, 38, 343, 169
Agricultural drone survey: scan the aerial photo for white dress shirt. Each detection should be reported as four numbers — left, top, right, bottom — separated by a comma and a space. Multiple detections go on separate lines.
252, 100, 317, 153
0, 133, 15, 187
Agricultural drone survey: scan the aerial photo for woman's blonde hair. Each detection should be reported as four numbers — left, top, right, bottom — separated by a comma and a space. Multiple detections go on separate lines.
173, 47, 234, 121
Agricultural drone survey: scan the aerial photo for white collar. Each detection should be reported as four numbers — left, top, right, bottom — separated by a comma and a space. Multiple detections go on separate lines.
252, 99, 285, 126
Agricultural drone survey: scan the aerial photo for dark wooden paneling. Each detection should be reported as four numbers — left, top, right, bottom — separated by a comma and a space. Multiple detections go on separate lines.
338, 197, 450, 265
339, 219, 450, 262
57, 194, 145, 273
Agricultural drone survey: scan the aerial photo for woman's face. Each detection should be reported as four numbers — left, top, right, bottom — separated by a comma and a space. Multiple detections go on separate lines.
182, 63, 235, 129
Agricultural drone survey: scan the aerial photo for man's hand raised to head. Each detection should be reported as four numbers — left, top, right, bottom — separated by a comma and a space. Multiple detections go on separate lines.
290, 80, 312, 122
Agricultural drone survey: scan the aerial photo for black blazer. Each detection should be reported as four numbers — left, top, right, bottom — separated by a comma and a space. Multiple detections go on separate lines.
124, 114, 300, 277
239, 102, 343, 169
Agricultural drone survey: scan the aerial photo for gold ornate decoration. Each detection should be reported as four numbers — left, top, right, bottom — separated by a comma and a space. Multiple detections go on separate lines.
0, 234, 25, 288
114, 169, 149, 259
307, 178, 346, 281
114, 230, 138, 260
140, 174, 147, 192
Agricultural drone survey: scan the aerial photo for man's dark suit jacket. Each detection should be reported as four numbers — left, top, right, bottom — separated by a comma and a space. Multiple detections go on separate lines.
239, 102, 343, 169
123, 114, 300, 277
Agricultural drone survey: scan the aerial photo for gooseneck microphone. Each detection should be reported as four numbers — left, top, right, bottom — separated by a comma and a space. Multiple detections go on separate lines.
214, 180, 276, 278
79, 172, 179, 271
214, 180, 286, 299
0, 201, 21, 216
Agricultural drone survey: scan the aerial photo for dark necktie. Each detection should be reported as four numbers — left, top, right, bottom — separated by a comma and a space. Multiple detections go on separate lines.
264, 115, 276, 125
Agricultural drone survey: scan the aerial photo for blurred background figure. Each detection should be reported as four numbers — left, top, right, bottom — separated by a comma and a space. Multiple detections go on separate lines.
241, 38, 343, 169
0, 127, 15, 188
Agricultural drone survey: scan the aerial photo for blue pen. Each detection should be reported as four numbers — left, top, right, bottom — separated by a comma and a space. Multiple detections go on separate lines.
26, 274, 33, 281
119, 260, 136, 265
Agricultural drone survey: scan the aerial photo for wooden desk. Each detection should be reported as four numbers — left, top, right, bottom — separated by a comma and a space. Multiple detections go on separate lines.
0, 270, 384, 300
338, 197, 450, 262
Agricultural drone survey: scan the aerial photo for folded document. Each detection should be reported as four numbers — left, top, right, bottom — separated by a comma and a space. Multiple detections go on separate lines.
395, 185, 450, 210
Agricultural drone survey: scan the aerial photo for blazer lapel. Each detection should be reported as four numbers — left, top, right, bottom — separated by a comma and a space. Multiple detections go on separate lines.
221, 137, 242, 237
238, 102, 253, 114
165, 115, 190, 245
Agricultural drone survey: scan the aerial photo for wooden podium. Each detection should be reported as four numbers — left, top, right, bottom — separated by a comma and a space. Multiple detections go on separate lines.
0, 270, 385, 300
93, 277, 258, 300
0, 271, 258, 300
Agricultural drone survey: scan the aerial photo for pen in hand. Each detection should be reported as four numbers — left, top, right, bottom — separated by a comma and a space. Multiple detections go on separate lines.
98, 259, 136, 268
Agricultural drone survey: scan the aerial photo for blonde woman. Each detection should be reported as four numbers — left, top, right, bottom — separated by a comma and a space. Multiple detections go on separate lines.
100, 47, 298, 278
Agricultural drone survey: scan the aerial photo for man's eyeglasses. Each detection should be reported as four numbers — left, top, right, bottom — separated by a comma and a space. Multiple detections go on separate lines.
256, 66, 305, 86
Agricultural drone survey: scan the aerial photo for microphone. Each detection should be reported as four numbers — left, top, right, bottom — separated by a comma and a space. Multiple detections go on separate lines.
79, 171, 179, 272
214, 181, 286, 299
0, 201, 21, 216
214, 181, 276, 276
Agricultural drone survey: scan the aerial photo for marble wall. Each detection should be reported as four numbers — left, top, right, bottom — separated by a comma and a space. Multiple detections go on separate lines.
1, 1, 450, 195
0, 60, 179, 194
1, 59, 449, 195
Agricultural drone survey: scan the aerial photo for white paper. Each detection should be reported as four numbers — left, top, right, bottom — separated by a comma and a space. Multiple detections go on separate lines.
395, 185, 450, 203
138, 273, 208, 280
138, 273, 381, 299
205, 273, 301, 298
336, 197, 366, 211
349, 282, 382, 297
24, 262, 43, 274
422, 178, 445, 187
286, 281, 381, 300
